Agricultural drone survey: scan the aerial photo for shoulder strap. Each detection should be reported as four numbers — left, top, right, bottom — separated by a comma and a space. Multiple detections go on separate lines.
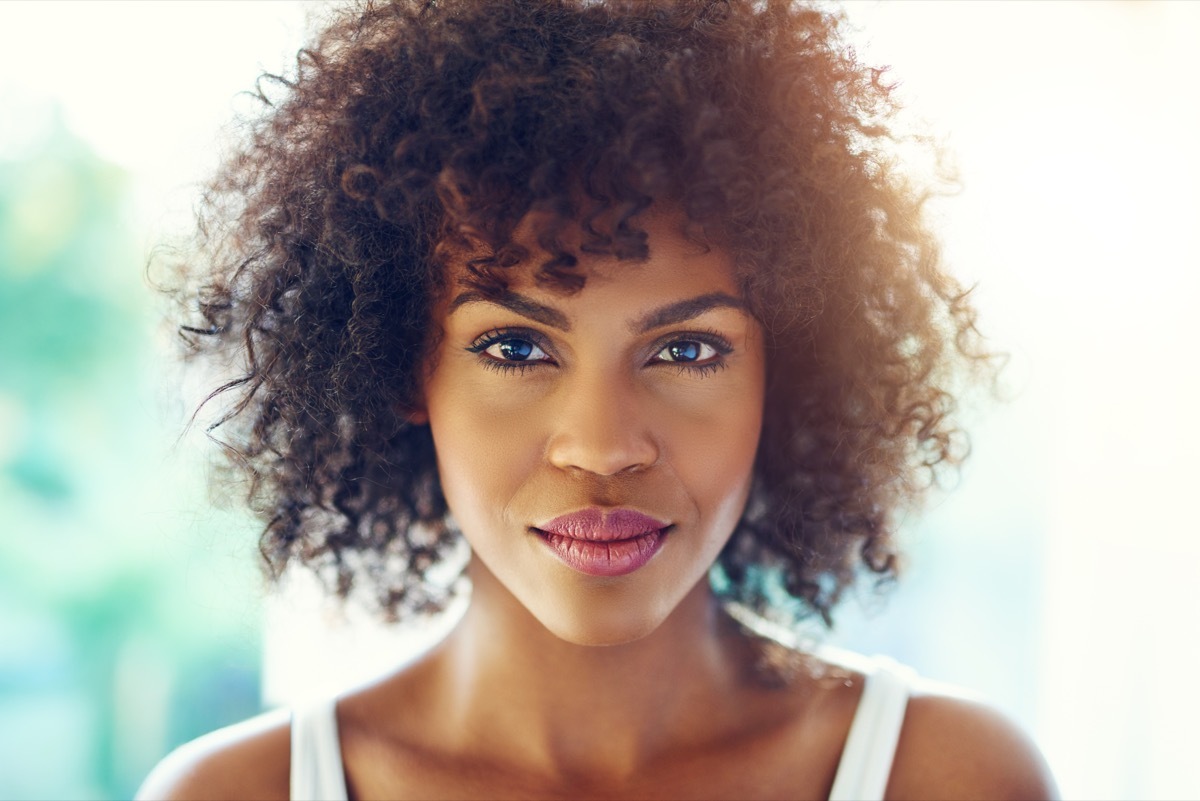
827, 656, 916, 801
290, 699, 350, 801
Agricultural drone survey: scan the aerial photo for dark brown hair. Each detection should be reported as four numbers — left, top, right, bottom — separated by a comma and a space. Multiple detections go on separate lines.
171, 0, 994, 626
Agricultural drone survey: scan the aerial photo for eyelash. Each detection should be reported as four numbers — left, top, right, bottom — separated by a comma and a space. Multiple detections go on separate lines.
465, 327, 551, 376
464, 327, 734, 377
653, 328, 732, 377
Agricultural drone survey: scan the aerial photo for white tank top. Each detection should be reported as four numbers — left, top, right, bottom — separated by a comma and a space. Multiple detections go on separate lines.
289, 655, 915, 801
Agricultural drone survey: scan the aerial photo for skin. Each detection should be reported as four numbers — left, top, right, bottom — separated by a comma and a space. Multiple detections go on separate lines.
138, 212, 1059, 800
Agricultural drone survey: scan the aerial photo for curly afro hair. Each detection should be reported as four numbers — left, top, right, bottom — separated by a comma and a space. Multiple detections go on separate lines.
171, 0, 995, 626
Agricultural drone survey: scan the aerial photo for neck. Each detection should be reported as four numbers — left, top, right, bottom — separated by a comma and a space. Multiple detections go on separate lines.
429, 562, 757, 783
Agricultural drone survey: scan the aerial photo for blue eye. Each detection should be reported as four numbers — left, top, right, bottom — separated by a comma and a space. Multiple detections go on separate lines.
467, 329, 553, 373
483, 336, 549, 364
656, 340, 717, 363
496, 339, 538, 361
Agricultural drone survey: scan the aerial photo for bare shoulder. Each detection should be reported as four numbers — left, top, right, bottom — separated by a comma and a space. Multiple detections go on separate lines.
136, 708, 291, 801
887, 681, 1059, 801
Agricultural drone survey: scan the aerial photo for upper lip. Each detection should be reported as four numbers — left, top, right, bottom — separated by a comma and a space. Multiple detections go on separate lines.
535, 507, 671, 542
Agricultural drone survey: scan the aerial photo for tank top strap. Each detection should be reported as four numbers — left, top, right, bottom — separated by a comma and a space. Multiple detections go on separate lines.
827, 655, 917, 801
290, 698, 350, 801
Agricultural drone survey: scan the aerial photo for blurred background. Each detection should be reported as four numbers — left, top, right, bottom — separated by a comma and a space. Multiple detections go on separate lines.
0, 1, 1196, 799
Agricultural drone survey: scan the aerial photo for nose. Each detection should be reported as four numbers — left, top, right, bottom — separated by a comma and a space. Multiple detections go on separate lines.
545, 371, 659, 477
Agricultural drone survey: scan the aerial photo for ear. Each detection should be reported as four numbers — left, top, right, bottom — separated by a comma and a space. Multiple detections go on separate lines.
402, 360, 433, 425
397, 396, 429, 426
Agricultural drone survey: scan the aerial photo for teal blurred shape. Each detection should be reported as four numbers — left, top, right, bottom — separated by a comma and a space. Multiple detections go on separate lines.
0, 113, 139, 400
5, 443, 72, 501
0, 103, 264, 801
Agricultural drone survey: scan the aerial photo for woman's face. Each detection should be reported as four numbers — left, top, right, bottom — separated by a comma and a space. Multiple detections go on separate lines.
421, 212, 766, 646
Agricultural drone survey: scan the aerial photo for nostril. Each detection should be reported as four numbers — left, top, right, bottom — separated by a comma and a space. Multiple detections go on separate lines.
546, 436, 658, 477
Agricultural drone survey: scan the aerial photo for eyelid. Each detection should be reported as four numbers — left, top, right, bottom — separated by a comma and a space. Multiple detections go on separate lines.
465, 326, 555, 355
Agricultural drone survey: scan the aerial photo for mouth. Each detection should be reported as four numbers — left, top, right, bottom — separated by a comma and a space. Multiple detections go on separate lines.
532, 507, 672, 577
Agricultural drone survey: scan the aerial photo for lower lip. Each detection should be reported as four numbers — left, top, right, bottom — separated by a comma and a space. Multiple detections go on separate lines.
536, 528, 667, 577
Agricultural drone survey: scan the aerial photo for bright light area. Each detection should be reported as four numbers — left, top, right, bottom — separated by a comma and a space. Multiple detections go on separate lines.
4, 2, 1197, 799
0, 1, 316, 239
844, 3, 1200, 799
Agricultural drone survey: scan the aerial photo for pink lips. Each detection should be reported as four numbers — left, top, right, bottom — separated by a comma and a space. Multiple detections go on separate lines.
534, 507, 670, 577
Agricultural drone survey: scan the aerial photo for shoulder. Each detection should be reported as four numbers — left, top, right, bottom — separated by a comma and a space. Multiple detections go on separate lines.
135, 708, 292, 801
887, 680, 1059, 801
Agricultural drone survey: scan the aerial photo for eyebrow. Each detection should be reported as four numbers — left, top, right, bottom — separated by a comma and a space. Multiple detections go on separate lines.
448, 290, 572, 331
446, 289, 748, 334
630, 292, 748, 334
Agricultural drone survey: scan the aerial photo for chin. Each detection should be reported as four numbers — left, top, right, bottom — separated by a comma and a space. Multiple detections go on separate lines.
533, 601, 670, 648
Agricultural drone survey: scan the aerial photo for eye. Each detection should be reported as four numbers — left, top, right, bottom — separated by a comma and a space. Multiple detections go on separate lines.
655, 340, 718, 363
648, 331, 733, 376
486, 337, 549, 363
466, 328, 554, 374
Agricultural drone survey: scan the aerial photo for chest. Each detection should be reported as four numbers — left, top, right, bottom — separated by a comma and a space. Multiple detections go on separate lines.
340, 714, 851, 801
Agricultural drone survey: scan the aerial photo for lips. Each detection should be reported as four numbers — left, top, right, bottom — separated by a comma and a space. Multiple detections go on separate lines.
533, 507, 671, 577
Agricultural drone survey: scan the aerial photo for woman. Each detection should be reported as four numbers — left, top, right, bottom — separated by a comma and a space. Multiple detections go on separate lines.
140, 0, 1058, 798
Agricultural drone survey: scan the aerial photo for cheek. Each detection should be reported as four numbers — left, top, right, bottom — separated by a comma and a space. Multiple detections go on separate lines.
665, 328, 766, 521
655, 373, 765, 534
682, 406, 761, 522
425, 371, 543, 525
